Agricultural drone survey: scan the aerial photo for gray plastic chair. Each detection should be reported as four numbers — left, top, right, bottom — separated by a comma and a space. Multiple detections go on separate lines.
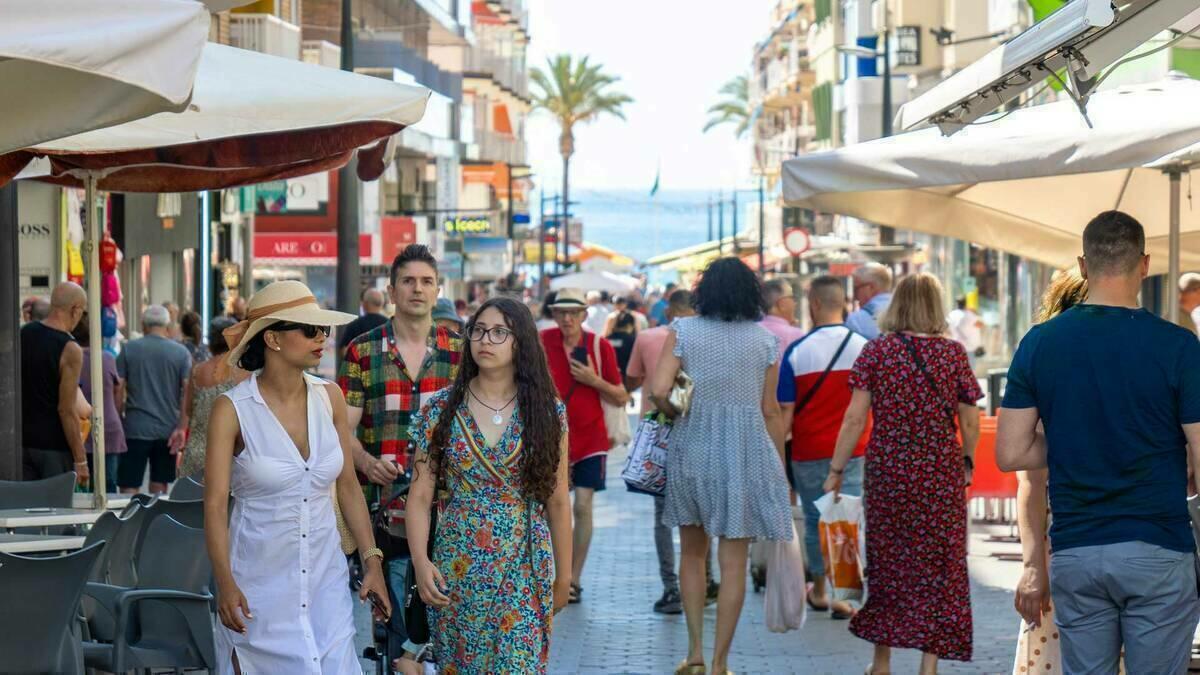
168, 474, 204, 501
104, 501, 150, 588
82, 516, 215, 673
79, 508, 136, 642
0, 541, 105, 674
0, 471, 76, 509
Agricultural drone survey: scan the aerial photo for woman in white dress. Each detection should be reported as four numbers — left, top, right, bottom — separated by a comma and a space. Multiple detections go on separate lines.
204, 281, 391, 674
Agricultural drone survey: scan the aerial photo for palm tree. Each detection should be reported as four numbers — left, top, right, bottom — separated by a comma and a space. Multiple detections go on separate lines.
531, 55, 632, 270
702, 74, 751, 137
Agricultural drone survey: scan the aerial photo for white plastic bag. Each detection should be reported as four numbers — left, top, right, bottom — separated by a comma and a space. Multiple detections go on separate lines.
814, 492, 866, 602
763, 520, 807, 633
620, 414, 672, 495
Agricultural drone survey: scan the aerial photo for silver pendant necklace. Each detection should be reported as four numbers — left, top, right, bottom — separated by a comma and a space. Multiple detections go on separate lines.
469, 386, 517, 426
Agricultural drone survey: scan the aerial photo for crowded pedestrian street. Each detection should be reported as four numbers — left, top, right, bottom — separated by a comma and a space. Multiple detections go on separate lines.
350, 427, 1034, 675
10, 1, 1200, 674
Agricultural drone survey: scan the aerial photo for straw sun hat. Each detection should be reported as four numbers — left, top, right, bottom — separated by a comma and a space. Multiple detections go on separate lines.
224, 280, 356, 367
547, 288, 587, 310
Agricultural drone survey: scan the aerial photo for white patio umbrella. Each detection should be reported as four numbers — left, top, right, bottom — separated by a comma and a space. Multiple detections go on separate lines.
0, 0, 213, 154
0, 43, 430, 507
783, 76, 1200, 321
550, 270, 641, 294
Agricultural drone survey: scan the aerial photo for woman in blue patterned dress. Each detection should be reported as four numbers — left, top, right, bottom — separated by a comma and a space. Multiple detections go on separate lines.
405, 297, 573, 674
650, 257, 793, 675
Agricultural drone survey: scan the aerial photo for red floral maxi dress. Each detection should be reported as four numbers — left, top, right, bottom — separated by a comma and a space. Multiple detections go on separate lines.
411, 389, 566, 674
846, 333, 983, 661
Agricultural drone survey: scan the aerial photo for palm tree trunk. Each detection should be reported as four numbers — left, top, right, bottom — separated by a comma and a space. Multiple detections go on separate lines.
561, 152, 571, 273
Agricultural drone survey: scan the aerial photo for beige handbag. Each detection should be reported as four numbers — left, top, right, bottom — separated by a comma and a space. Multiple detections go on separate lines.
667, 370, 693, 417
311, 378, 357, 555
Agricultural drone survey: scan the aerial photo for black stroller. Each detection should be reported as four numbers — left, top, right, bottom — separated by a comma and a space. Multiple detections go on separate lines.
354, 482, 424, 675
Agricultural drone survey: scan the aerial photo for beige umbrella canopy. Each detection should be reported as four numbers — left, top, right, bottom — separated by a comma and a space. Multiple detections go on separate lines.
783, 77, 1200, 282
2, 43, 430, 506
0, 0, 214, 154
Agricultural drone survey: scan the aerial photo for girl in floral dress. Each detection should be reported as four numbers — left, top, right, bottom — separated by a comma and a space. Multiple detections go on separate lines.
406, 297, 573, 674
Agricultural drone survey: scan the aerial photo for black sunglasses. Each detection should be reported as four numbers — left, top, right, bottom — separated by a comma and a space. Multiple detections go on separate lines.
270, 322, 331, 339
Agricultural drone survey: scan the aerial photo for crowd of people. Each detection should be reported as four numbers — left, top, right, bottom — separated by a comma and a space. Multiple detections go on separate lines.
17, 208, 1200, 674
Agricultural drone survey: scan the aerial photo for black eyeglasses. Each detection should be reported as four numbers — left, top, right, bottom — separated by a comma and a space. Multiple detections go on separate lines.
271, 322, 331, 339
466, 325, 513, 344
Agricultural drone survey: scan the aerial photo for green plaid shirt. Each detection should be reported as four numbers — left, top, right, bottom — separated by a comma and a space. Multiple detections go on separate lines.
338, 321, 462, 469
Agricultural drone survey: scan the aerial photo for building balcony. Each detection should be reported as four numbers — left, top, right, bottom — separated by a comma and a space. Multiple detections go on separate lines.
755, 125, 814, 173
475, 128, 526, 166
355, 32, 463, 101
230, 13, 301, 60
301, 40, 341, 69
464, 43, 529, 100
485, 0, 529, 32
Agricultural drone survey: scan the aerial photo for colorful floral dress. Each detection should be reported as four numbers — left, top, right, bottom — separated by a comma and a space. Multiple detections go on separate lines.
410, 389, 565, 674
846, 333, 983, 662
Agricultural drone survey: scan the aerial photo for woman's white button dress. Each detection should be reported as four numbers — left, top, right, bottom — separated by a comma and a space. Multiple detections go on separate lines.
214, 373, 358, 674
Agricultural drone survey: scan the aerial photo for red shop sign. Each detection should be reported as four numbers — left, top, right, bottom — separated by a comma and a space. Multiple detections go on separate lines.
381, 216, 418, 261
254, 233, 372, 263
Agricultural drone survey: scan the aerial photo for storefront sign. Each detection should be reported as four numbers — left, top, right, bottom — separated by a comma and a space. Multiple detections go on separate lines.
254, 232, 373, 265
18, 181, 60, 302
381, 216, 418, 261
442, 216, 494, 236
893, 26, 921, 67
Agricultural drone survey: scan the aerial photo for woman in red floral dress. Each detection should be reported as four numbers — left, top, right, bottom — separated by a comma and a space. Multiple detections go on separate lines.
825, 273, 983, 675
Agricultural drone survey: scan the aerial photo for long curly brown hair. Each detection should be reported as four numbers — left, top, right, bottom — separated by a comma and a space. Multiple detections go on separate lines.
422, 296, 564, 503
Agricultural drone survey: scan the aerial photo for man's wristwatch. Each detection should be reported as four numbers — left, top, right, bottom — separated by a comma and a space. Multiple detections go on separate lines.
829, 465, 845, 475
361, 547, 384, 564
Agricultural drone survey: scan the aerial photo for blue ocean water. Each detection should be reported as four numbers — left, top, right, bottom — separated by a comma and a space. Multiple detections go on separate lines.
560, 188, 721, 265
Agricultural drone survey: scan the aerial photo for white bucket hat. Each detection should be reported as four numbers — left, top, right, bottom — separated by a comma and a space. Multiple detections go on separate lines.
224, 280, 356, 367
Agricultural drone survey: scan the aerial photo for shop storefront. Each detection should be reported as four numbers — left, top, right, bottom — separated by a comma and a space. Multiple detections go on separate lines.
252, 232, 376, 306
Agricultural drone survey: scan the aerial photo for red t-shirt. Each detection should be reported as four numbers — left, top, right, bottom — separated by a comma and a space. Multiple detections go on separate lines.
777, 325, 871, 462
540, 327, 622, 464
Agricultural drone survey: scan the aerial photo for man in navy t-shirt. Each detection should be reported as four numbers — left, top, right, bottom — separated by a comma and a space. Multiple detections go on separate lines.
997, 210, 1200, 675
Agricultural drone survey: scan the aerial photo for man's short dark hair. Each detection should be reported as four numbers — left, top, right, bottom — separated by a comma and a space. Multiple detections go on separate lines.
667, 289, 693, 313
1083, 211, 1145, 277
808, 275, 845, 308
390, 244, 439, 286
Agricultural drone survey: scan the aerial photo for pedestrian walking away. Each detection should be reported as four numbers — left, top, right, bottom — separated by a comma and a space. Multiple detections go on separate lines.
998, 211, 1200, 675
204, 280, 391, 675
826, 272, 983, 675
541, 287, 630, 605
626, 289, 708, 615
21, 282, 89, 484
846, 263, 893, 341
778, 275, 868, 620
73, 313, 127, 494
339, 244, 464, 673
117, 305, 192, 494
649, 257, 792, 675
178, 316, 249, 479
338, 288, 390, 359
405, 296, 573, 673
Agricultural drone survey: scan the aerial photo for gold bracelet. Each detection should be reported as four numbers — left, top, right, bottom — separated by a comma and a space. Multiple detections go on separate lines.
361, 547, 384, 564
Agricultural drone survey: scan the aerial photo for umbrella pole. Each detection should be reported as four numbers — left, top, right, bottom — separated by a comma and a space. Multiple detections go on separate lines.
1169, 170, 1181, 325
85, 173, 107, 511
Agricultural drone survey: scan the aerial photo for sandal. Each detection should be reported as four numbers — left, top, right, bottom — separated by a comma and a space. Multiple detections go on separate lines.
568, 582, 582, 604
806, 589, 829, 612
674, 660, 706, 675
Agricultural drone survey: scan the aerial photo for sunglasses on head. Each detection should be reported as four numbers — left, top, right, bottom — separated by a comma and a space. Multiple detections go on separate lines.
271, 322, 331, 339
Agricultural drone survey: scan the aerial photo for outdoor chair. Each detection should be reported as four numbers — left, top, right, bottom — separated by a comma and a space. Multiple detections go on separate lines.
0, 542, 105, 674
0, 471, 76, 509
82, 515, 215, 673
80, 507, 141, 642
168, 474, 204, 501
0, 471, 78, 535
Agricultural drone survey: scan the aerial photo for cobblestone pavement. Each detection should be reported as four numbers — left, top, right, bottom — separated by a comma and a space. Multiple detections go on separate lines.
356, 441, 1026, 674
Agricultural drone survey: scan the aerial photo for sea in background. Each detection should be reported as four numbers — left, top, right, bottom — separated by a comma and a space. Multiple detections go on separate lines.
534, 188, 725, 284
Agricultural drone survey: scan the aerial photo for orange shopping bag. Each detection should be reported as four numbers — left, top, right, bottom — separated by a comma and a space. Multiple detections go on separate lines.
814, 492, 865, 602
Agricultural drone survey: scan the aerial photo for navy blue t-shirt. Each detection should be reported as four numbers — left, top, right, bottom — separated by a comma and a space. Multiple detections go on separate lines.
1003, 304, 1200, 553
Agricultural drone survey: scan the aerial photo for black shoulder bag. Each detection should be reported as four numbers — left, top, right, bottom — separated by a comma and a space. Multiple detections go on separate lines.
792, 330, 854, 415
897, 334, 957, 425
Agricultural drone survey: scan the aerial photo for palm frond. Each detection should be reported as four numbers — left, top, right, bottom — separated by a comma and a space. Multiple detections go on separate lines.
702, 74, 752, 138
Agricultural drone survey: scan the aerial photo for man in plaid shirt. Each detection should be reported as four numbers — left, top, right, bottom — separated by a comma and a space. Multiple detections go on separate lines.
338, 244, 462, 674
339, 244, 463, 487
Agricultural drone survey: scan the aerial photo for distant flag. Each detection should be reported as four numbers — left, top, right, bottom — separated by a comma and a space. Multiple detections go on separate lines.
650, 164, 660, 197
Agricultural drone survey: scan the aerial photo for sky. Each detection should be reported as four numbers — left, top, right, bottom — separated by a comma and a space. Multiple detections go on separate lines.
523, 0, 777, 193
